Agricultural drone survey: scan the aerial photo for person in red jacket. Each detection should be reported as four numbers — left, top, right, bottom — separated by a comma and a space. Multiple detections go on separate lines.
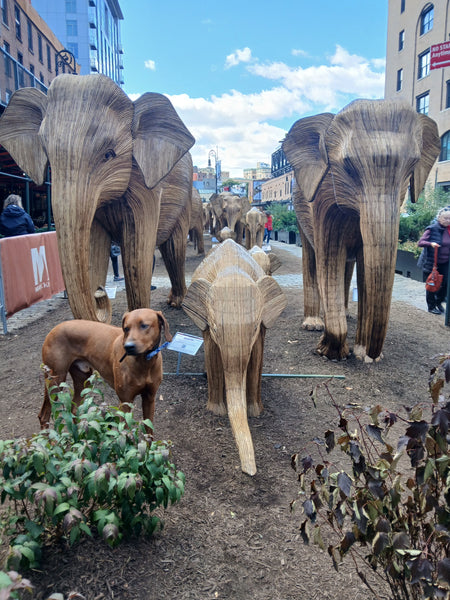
0, 194, 35, 237
263, 211, 273, 244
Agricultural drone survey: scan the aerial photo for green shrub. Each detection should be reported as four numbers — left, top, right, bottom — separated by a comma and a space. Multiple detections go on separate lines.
292, 355, 450, 600
0, 374, 185, 573
398, 186, 450, 249
0, 570, 32, 599
270, 203, 299, 233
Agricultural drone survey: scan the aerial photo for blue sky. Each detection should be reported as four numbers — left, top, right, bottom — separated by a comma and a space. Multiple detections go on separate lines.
119, 1, 388, 177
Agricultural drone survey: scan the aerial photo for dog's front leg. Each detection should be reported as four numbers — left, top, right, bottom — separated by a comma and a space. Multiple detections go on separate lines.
141, 387, 157, 435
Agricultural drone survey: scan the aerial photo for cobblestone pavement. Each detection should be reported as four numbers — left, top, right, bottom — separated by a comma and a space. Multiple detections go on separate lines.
2, 240, 431, 333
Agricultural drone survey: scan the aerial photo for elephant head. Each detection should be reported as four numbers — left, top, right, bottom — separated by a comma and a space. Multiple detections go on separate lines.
222, 194, 251, 245
182, 239, 286, 475
0, 74, 194, 322
245, 207, 267, 249
283, 99, 440, 361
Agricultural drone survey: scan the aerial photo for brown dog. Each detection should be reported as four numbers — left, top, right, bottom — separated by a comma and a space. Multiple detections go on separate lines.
39, 309, 172, 429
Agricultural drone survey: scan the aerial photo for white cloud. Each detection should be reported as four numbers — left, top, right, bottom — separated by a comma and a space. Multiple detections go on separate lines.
225, 47, 252, 69
128, 44, 385, 178
144, 59, 156, 71
292, 48, 309, 57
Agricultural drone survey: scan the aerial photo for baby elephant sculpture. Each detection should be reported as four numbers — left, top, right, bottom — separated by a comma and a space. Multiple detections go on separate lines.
283, 99, 440, 361
182, 239, 286, 476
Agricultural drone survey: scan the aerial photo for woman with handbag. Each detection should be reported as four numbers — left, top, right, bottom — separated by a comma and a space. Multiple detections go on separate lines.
418, 205, 450, 314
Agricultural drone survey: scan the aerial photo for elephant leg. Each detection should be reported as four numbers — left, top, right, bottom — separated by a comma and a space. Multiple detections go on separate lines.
204, 330, 226, 416
315, 219, 350, 360
246, 326, 265, 417
301, 231, 323, 331
159, 223, 188, 308
89, 219, 111, 322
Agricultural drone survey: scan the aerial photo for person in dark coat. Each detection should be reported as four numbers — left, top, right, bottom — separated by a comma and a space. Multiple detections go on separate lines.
418, 205, 450, 314
0, 194, 35, 237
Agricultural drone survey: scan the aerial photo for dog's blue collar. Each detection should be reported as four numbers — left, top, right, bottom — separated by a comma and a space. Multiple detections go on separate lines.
146, 341, 170, 361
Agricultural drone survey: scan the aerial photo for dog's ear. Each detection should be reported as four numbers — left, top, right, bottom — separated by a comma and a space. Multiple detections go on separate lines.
121, 312, 130, 330
156, 311, 173, 342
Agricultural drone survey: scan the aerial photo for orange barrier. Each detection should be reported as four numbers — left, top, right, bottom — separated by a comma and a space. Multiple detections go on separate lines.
0, 232, 65, 331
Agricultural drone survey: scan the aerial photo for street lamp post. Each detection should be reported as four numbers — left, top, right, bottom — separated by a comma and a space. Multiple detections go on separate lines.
208, 148, 218, 194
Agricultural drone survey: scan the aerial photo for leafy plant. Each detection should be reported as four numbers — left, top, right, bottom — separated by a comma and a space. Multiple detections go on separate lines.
270, 203, 299, 233
291, 355, 450, 600
398, 185, 450, 250
0, 374, 185, 573
0, 571, 32, 600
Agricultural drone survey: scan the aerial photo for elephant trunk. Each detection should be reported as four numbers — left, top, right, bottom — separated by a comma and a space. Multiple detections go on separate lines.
224, 371, 257, 476
358, 196, 400, 359
52, 179, 110, 322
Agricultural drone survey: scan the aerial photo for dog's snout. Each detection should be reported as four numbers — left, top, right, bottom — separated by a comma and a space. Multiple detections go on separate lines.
124, 341, 138, 355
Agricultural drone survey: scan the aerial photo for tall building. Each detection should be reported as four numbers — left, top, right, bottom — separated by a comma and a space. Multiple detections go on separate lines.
385, 0, 450, 191
31, 0, 124, 85
0, 0, 79, 226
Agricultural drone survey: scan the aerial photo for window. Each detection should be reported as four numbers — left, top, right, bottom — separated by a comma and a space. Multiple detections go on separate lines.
397, 68, 403, 91
14, 5, 21, 40
420, 5, 434, 35
17, 51, 24, 86
29, 63, 35, 87
446, 81, 450, 108
3, 41, 11, 77
399, 30, 405, 51
39, 71, 44, 83
38, 34, 43, 63
65, 0, 76, 11
67, 41, 78, 59
416, 92, 430, 115
439, 131, 450, 161
27, 19, 33, 51
418, 49, 430, 79
401, 0, 405, 12
46, 43, 51, 70
66, 19, 77, 36
1, 0, 8, 25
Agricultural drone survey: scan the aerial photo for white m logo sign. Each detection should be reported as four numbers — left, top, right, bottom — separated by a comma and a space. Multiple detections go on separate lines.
31, 246, 49, 285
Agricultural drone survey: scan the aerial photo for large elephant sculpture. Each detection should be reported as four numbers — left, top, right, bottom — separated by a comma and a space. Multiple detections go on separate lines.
0, 74, 195, 322
282, 99, 440, 361
245, 207, 267, 249
182, 239, 286, 476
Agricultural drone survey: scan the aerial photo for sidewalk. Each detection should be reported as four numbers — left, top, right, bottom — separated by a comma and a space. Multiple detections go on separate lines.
3, 240, 430, 333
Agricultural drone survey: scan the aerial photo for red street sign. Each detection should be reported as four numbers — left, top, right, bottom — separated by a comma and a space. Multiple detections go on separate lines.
430, 42, 450, 70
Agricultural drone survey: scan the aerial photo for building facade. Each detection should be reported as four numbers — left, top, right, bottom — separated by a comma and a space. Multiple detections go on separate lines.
385, 0, 450, 190
0, 0, 80, 227
31, 0, 124, 85
0, 0, 78, 107
243, 162, 271, 180
260, 172, 294, 205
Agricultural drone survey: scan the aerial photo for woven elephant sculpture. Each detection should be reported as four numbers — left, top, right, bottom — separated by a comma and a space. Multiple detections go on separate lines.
182, 239, 286, 475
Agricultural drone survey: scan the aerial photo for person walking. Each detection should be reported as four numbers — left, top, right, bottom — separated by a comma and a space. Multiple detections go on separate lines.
110, 242, 124, 282
418, 205, 450, 314
0, 194, 35, 237
263, 212, 273, 244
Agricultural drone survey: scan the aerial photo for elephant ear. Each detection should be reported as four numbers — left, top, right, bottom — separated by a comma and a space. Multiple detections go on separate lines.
409, 113, 440, 203
257, 276, 287, 328
182, 278, 211, 331
0, 87, 48, 184
132, 92, 195, 189
282, 113, 334, 202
